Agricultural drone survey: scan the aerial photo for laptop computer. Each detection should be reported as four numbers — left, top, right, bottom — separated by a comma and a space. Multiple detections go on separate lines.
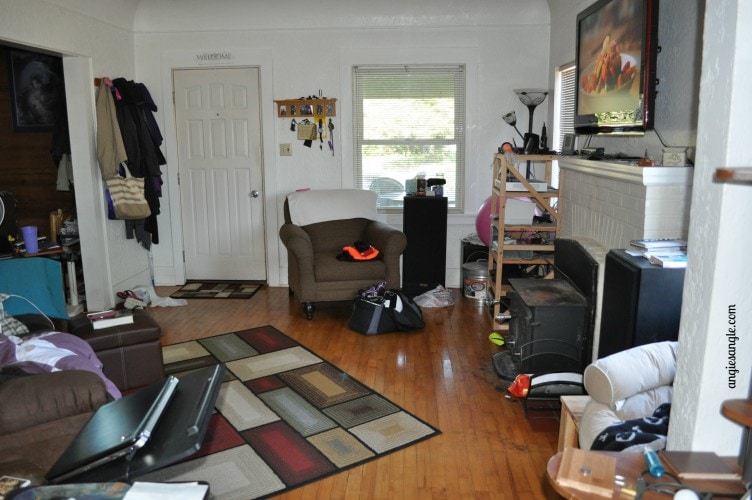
128, 363, 227, 477
45, 375, 179, 484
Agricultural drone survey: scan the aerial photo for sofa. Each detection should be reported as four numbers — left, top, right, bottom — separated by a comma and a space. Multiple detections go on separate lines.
578, 341, 678, 451
0, 369, 108, 483
12, 310, 164, 391
279, 189, 407, 319
0, 310, 165, 483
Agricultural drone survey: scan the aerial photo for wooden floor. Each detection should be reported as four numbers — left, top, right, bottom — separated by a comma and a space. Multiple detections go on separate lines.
149, 285, 562, 499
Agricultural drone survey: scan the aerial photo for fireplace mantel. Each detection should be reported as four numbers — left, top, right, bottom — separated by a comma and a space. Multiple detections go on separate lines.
558, 158, 693, 250
558, 157, 694, 187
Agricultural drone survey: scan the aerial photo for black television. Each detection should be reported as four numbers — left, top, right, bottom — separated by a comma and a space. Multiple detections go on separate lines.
574, 0, 659, 135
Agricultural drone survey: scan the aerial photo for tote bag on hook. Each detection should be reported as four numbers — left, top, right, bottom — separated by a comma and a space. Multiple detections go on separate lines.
106, 169, 151, 220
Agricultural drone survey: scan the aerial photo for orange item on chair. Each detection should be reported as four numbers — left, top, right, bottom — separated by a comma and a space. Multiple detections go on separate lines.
342, 244, 380, 261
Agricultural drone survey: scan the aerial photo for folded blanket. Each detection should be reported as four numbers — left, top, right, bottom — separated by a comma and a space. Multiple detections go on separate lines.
591, 403, 670, 452
0, 331, 121, 399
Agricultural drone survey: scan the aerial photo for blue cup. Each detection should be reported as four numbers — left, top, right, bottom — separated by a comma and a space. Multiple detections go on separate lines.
21, 225, 38, 254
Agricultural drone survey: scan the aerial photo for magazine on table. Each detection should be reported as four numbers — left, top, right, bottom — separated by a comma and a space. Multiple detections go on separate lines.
646, 251, 688, 268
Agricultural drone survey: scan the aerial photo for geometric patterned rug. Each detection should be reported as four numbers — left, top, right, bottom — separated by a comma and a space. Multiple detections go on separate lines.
169, 282, 262, 300
140, 326, 441, 499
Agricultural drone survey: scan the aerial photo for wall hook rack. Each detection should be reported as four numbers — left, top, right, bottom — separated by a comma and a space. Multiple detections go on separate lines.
274, 97, 336, 118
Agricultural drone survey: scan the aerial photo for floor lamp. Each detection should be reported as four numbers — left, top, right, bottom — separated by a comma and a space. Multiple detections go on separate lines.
504, 88, 548, 178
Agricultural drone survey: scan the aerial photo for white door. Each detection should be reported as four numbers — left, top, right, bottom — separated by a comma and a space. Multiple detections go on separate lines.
173, 68, 266, 281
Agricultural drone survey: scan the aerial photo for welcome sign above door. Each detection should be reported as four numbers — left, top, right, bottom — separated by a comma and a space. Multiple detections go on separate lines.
194, 51, 234, 66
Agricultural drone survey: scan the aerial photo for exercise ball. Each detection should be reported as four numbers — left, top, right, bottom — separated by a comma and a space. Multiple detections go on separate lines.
475, 196, 492, 247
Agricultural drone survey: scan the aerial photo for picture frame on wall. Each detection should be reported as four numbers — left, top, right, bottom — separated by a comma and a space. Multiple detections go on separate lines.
561, 133, 577, 155
6, 48, 64, 132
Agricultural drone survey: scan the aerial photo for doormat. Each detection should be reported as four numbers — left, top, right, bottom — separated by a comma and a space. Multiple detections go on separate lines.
170, 282, 262, 300
142, 325, 441, 499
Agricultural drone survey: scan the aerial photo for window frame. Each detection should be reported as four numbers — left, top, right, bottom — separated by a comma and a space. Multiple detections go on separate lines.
352, 64, 467, 213
552, 61, 577, 188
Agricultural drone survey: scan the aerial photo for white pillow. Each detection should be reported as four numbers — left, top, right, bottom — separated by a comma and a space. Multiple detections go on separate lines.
584, 341, 678, 407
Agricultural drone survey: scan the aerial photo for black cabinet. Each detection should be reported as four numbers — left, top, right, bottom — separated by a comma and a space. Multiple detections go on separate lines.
402, 196, 447, 296
598, 249, 685, 358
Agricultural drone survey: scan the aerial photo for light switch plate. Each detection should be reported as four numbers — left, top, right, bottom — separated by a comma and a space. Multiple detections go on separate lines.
280, 143, 292, 156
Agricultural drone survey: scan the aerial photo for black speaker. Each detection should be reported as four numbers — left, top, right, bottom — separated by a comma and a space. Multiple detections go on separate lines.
0, 192, 18, 254
402, 196, 447, 296
599, 249, 685, 358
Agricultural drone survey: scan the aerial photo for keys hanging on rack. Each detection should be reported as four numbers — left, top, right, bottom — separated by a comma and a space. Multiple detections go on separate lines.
328, 118, 335, 156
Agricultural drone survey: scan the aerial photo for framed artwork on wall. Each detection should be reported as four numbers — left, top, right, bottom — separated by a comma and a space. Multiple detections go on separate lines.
6, 48, 64, 132
562, 133, 576, 155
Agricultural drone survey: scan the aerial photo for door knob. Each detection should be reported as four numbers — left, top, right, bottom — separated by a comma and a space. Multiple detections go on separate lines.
251, 190, 260, 198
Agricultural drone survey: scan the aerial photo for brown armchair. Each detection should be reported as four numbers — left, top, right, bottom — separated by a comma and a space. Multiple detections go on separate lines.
280, 189, 407, 319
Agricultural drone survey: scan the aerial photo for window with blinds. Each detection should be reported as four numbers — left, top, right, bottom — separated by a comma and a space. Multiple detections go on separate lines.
554, 62, 576, 152
551, 62, 576, 188
353, 65, 466, 211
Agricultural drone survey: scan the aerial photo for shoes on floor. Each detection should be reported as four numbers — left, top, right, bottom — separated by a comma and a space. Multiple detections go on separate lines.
123, 297, 147, 309
118, 290, 147, 309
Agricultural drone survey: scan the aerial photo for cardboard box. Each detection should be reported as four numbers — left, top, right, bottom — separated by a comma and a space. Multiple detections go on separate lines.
505, 199, 537, 224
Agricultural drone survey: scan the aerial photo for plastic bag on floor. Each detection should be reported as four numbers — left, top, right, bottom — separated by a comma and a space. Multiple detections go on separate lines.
413, 285, 455, 308
131, 284, 187, 308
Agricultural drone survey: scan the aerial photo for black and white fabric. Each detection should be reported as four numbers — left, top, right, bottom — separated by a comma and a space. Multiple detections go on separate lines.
590, 403, 670, 452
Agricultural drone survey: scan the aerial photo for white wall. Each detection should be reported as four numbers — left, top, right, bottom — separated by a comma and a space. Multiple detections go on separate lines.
668, 0, 752, 454
549, 0, 752, 455
133, 0, 552, 287
0, 0, 151, 311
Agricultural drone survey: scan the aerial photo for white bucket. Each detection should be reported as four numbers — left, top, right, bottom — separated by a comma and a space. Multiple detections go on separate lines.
462, 262, 490, 305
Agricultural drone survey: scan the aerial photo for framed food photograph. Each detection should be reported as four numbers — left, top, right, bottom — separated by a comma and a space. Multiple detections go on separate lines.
6, 48, 65, 132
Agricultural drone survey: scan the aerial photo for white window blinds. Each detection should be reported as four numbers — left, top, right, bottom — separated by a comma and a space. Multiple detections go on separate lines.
353, 65, 466, 211
555, 62, 576, 152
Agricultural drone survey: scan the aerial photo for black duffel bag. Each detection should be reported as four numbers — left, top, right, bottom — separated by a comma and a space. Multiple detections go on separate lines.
348, 288, 424, 335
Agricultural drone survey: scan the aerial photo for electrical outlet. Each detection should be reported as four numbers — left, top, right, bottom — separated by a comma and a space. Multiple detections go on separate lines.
280, 143, 292, 156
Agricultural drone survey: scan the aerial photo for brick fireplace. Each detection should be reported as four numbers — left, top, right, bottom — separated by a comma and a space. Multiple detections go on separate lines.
556, 158, 693, 361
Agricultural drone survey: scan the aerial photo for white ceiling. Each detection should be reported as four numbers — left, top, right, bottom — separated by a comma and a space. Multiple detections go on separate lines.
37, 0, 551, 34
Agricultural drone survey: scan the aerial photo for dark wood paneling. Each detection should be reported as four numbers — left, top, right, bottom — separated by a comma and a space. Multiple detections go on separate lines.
0, 48, 76, 239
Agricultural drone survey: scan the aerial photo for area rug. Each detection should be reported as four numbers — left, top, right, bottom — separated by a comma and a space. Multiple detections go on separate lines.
170, 282, 262, 299
141, 325, 440, 499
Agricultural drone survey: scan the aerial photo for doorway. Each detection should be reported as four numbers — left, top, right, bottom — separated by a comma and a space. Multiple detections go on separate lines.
173, 67, 266, 281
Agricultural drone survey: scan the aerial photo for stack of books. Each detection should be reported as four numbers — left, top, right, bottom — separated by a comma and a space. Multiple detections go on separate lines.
629, 239, 688, 268
86, 309, 135, 330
